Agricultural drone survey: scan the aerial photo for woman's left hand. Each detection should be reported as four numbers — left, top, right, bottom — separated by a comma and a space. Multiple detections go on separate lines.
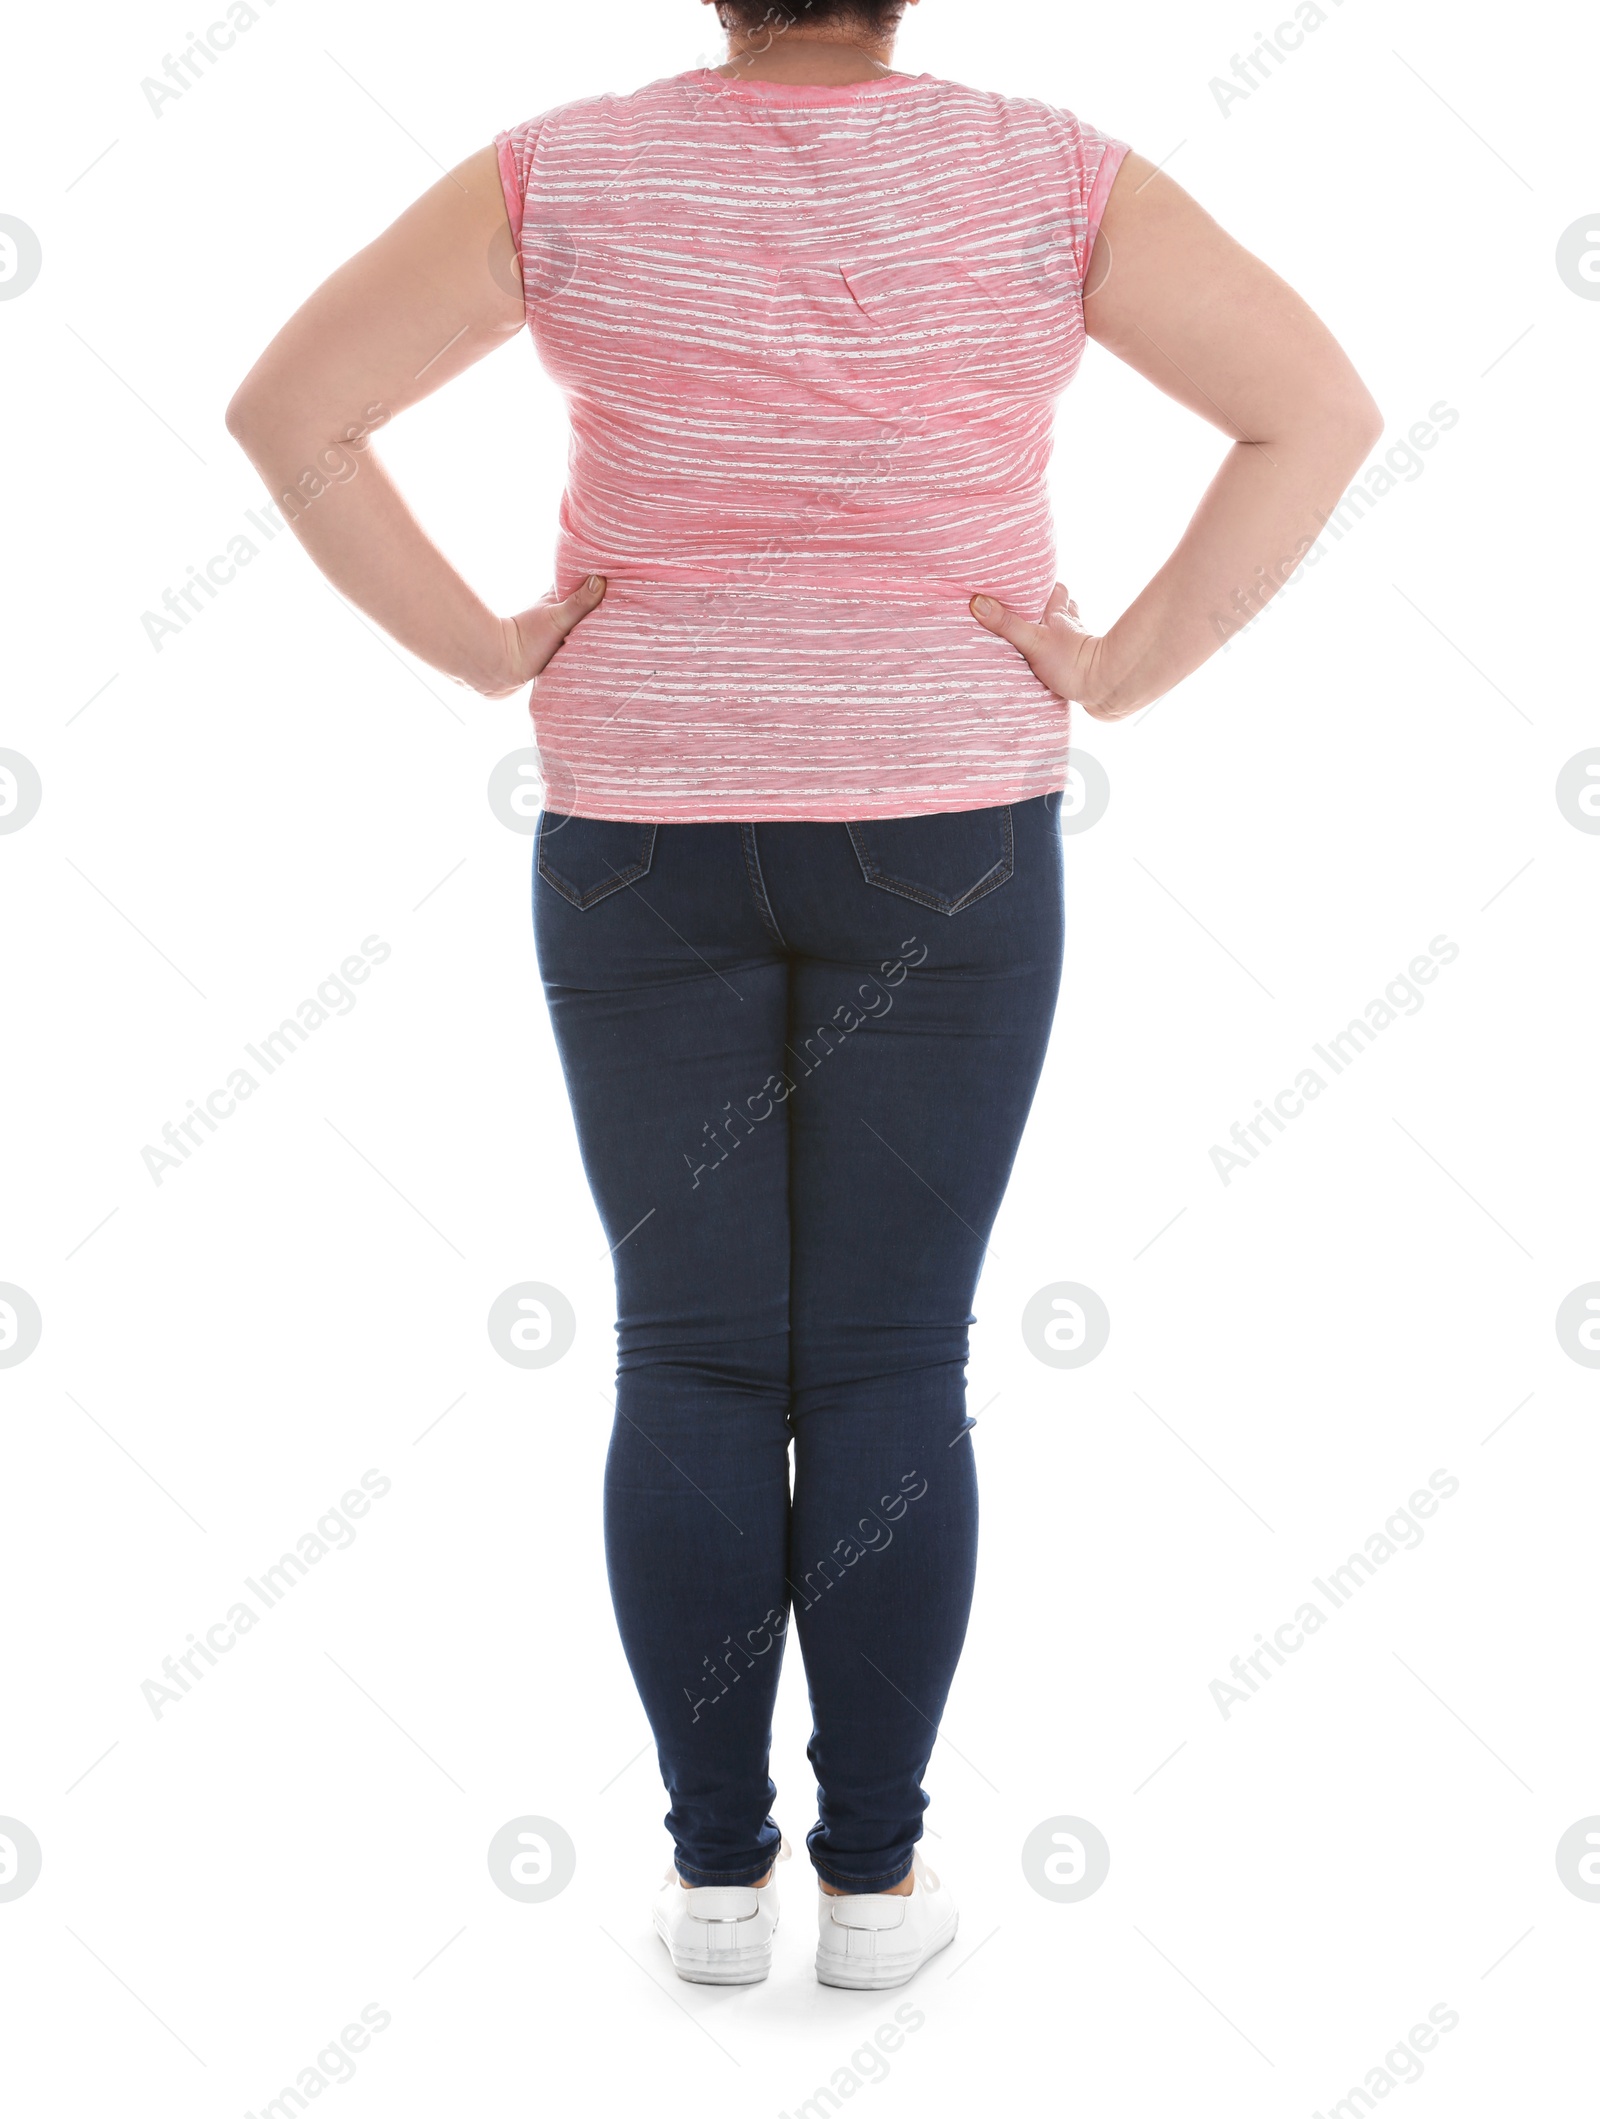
469, 575, 609, 698
969, 583, 1135, 722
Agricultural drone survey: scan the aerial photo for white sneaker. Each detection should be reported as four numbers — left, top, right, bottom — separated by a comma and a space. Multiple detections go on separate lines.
814, 1852, 958, 1989
651, 1840, 788, 1985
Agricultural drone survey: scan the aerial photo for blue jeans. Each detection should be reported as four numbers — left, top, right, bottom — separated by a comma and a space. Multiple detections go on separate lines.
532, 794, 1065, 1890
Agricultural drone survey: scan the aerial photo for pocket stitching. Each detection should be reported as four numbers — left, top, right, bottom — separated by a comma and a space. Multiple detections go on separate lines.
537, 819, 657, 909
846, 808, 1014, 918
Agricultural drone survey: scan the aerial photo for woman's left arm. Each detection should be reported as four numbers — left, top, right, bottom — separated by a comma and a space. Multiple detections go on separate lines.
970, 150, 1384, 719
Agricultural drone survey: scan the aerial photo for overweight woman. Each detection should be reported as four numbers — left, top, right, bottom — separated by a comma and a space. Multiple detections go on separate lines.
227, 0, 1379, 1991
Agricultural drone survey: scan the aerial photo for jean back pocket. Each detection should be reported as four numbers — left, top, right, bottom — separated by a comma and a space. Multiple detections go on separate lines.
846, 804, 1014, 917
537, 814, 657, 910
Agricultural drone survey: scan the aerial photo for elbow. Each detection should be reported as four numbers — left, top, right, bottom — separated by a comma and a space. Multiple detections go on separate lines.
1293, 381, 1383, 492
225, 352, 282, 448
1353, 392, 1385, 456
224, 383, 264, 447
1337, 379, 1385, 459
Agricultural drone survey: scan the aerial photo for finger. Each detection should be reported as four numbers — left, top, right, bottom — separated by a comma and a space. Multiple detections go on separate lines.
969, 593, 1045, 657
1042, 581, 1087, 632
544, 573, 607, 638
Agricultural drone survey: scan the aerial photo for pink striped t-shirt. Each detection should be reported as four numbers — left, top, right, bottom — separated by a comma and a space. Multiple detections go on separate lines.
495, 68, 1128, 822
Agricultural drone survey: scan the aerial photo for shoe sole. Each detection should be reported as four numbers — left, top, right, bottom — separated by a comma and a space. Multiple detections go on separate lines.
652, 1916, 775, 1986
814, 1918, 958, 1991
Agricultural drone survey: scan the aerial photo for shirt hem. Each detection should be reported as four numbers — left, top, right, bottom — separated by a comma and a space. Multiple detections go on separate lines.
542, 772, 1072, 826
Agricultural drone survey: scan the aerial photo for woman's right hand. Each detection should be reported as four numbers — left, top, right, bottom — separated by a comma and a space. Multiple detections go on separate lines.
969, 582, 1135, 721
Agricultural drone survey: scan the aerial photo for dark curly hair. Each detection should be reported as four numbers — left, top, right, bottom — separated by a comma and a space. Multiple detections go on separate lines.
714, 0, 908, 32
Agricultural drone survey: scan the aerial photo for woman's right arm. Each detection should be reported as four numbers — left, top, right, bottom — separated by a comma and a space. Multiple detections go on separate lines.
970, 150, 1384, 720
225, 143, 604, 698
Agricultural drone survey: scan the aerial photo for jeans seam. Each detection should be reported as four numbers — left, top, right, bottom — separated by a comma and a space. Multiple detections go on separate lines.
739, 823, 788, 948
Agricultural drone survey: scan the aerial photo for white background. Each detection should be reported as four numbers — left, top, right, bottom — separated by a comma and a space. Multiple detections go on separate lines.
2, 0, 1596, 2111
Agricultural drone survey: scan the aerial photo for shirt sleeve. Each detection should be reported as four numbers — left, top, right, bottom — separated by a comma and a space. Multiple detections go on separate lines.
1052, 109, 1131, 291
493, 116, 547, 253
